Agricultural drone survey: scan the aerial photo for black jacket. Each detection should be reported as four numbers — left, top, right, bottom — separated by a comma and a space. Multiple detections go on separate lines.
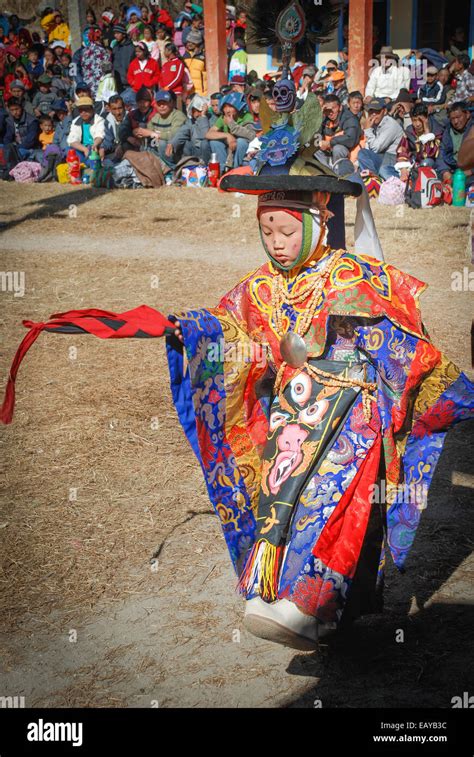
4, 109, 40, 149
323, 106, 362, 151
112, 38, 135, 89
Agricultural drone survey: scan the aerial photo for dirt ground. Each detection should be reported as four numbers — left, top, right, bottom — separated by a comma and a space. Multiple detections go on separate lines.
0, 183, 473, 708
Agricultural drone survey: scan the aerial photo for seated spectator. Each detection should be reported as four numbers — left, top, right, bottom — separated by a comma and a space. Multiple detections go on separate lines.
4, 62, 33, 100
52, 98, 72, 159
49, 63, 71, 99
161, 43, 186, 111
365, 47, 410, 104
127, 40, 161, 93
154, 23, 172, 61
339, 47, 349, 74
435, 101, 474, 188
452, 54, 474, 105
38, 114, 55, 152
32, 74, 56, 117
67, 95, 105, 161
445, 29, 468, 62
5, 80, 34, 116
329, 70, 349, 105
139, 89, 187, 168
169, 93, 211, 164
228, 75, 246, 94
183, 30, 206, 96
314, 93, 361, 176
3, 97, 40, 172
205, 91, 257, 172
347, 90, 365, 121
315, 59, 339, 89
296, 65, 316, 106
395, 103, 442, 182
357, 97, 404, 179
247, 87, 262, 132
389, 89, 415, 130
26, 47, 44, 78
417, 66, 445, 108
102, 94, 126, 164
208, 92, 222, 126
118, 86, 157, 152
142, 25, 160, 61
228, 29, 248, 82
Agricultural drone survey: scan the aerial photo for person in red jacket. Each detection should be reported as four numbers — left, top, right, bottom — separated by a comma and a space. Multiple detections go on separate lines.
161, 43, 186, 111
126, 40, 160, 93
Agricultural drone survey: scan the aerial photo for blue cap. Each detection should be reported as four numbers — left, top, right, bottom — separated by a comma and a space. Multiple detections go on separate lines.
155, 89, 173, 103
220, 91, 247, 113
52, 98, 68, 112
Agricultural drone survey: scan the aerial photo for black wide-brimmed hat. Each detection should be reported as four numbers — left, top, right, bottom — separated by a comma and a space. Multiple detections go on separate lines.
220, 169, 362, 197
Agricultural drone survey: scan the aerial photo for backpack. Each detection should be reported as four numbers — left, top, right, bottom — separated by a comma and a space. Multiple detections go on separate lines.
405, 165, 443, 209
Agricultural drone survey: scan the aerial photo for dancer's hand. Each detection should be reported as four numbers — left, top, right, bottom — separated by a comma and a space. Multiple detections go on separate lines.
173, 320, 183, 343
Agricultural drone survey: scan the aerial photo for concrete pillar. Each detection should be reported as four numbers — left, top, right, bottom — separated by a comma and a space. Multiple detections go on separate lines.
67, 0, 86, 52
348, 0, 373, 94
203, 0, 228, 95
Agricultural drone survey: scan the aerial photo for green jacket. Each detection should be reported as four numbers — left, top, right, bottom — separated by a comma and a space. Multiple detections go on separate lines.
147, 109, 187, 144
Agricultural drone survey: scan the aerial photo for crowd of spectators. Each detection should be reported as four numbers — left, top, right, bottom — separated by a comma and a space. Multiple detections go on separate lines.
0, 3, 472, 202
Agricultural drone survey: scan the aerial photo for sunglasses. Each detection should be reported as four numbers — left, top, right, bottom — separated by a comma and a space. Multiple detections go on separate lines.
326, 67, 336, 72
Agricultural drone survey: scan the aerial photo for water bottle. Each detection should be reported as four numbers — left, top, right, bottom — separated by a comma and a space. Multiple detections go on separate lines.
452, 168, 466, 207
208, 152, 220, 188
66, 148, 81, 185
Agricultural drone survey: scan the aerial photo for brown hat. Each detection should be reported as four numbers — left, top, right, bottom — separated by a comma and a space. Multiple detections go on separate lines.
75, 96, 94, 108
377, 45, 399, 62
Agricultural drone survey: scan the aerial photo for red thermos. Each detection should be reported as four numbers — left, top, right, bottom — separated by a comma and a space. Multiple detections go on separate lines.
208, 152, 220, 187
67, 149, 81, 184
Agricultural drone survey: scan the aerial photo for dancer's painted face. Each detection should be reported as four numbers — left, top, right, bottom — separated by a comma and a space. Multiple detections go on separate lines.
258, 210, 303, 268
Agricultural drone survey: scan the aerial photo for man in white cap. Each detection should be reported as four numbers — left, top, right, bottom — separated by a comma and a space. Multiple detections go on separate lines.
417, 66, 445, 109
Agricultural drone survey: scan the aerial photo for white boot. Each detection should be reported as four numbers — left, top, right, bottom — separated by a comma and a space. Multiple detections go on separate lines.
244, 596, 334, 651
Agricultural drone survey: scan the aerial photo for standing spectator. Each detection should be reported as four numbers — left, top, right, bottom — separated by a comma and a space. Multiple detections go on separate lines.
82, 27, 112, 100
3, 97, 40, 171
112, 24, 135, 93
154, 24, 172, 62
142, 25, 160, 61
228, 30, 247, 82
435, 101, 474, 189
127, 41, 161, 93
48, 11, 70, 47
26, 47, 43, 78
101, 11, 116, 48
183, 30, 206, 96
445, 28, 468, 62
205, 91, 257, 172
173, 12, 193, 57
67, 95, 105, 159
365, 47, 410, 104
357, 97, 404, 179
315, 94, 361, 176
96, 62, 118, 105
161, 43, 186, 111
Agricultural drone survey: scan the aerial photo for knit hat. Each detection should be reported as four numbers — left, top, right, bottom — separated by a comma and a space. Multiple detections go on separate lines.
38, 74, 52, 85
102, 11, 114, 23
10, 79, 26, 90
186, 30, 203, 45
113, 24, 127, 35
